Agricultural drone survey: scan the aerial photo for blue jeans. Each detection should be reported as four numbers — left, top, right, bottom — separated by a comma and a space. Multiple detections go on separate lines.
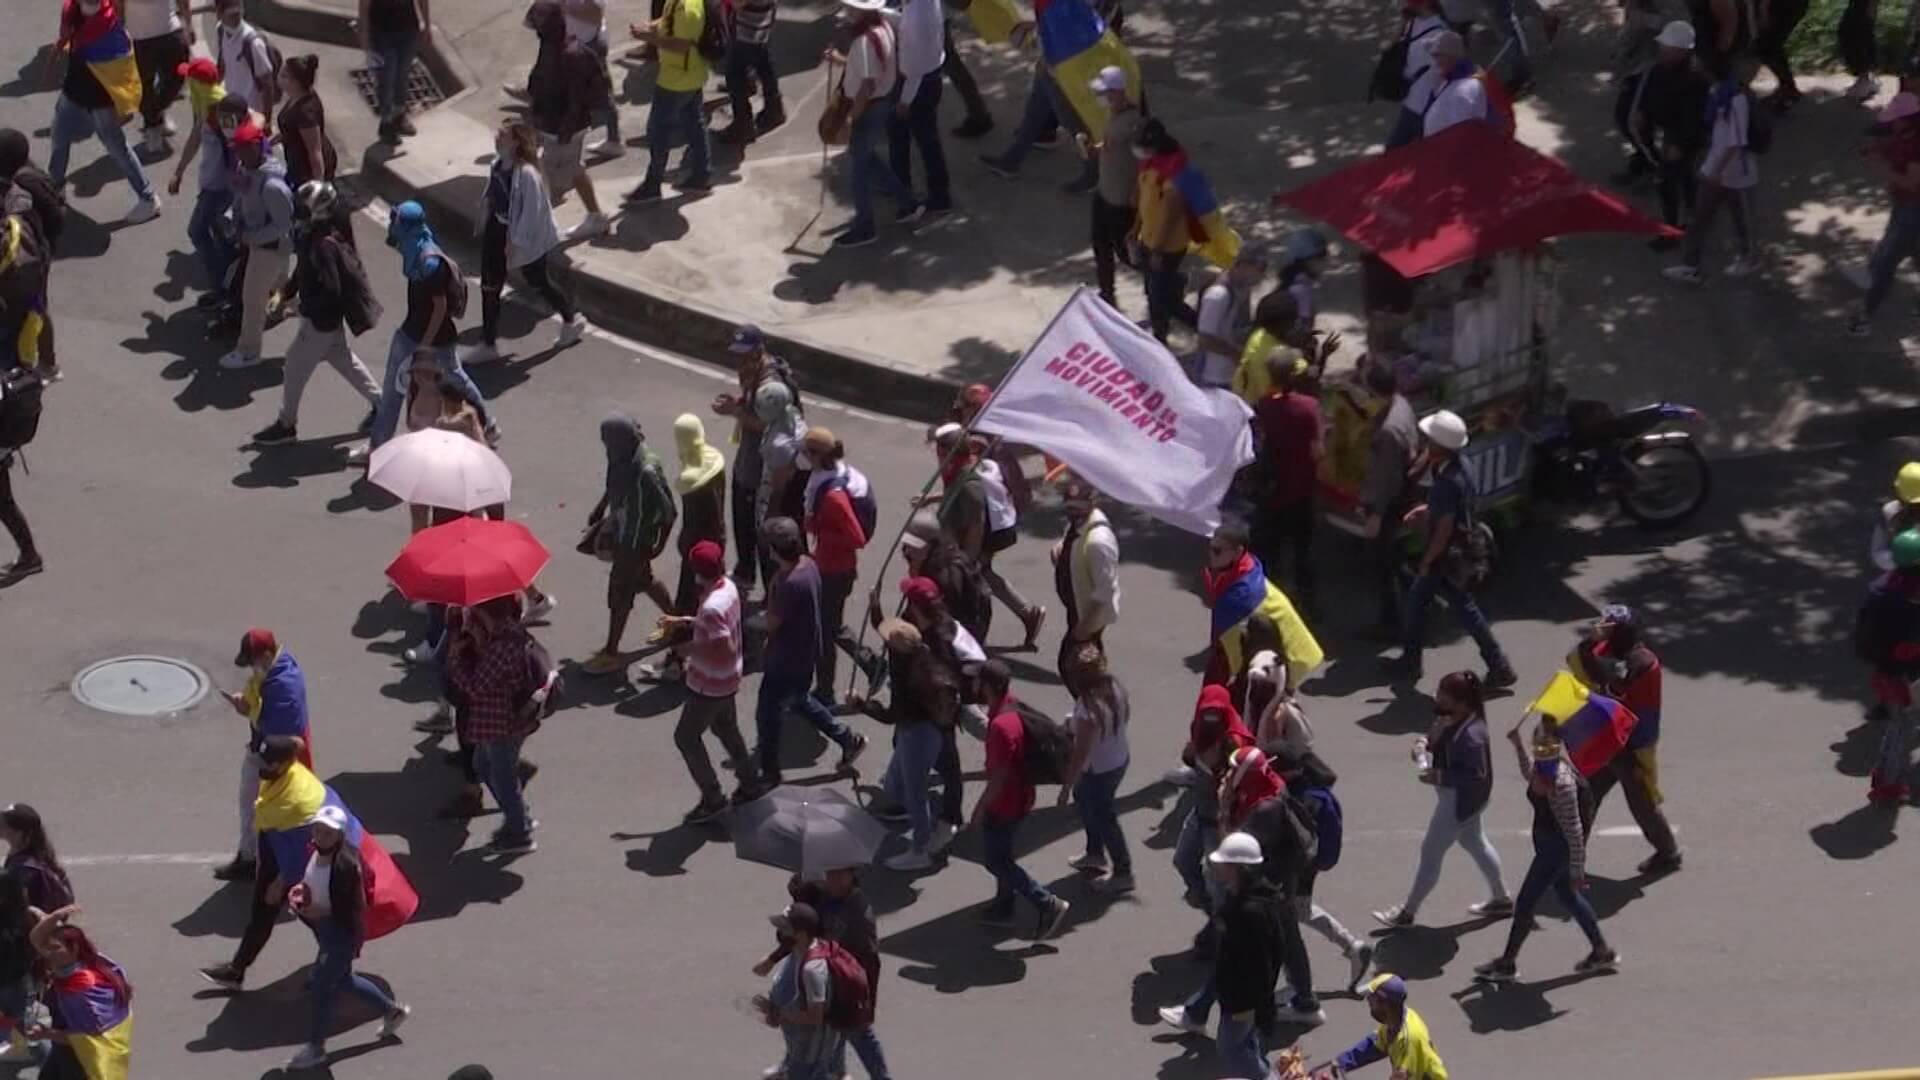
369, 329, 491, 447
1173, 806, 1222, 909
882, 721, 943, 851
1182, 980, 1216, 1024
847, 102, 909, 233
370, 29, 420, 121
48, 93, 153, 201
1502, 829, 1604, 958
995, 67, 1094, 183
1866, 203, 1920, 317
187, 189, 235, 292
888, 74, 950, 211
753, 666, 855, 782
1215, 1007, 1266, 1078
1074, 760, 1131, 874
829, 1023, 892, 1080
981, 813, 1051, 913
475, 735, 532, 837
781, 1022, 843, 1080
1401, 570, 1508, 672
644, 86, 710, 185
306, 917, 395, 1044
1879, 699, 1916, 783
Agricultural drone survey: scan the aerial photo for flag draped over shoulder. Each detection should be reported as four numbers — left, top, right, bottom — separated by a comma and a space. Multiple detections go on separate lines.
52, 959, 133, 1080
967, 0, 1022, 43
1529, 670, 1638, 778
252, 763, 419, 938
61, 0, 142, 122
1141, 151, 1240, 268
1205, 552, 1323, 680
1033, 0, 1139, 142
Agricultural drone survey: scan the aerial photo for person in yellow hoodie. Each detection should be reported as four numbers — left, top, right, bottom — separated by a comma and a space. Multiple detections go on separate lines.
1325, 973, 1447, 1079
671, 412, 727, 614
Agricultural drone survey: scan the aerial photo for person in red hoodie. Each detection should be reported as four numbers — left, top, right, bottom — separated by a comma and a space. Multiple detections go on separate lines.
1172, 685, 1256, 940
800, 427, 871, 704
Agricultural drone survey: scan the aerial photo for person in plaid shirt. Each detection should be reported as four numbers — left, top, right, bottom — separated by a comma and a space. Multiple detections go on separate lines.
447, 596, 540, 854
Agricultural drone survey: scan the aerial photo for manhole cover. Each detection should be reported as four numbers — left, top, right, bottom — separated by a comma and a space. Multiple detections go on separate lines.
349, 60, 446, 117
71, 656, 210, 717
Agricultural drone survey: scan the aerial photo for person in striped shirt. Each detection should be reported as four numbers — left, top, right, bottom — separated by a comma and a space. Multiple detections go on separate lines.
719, 0, 784, 144
661, 540, 762, 823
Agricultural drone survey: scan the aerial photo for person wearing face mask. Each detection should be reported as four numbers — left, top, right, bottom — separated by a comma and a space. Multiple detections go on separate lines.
25, 907, 131, 1080
466, 120, 583, 365
756, 378, 808, 533
801, 427, 871, 700
216, 122, 294, 372
1128, 119, 1202, 344
1050, 470, 1119, 686
167, 69, 241, 307
197, 734, 310, 991
582, 414, 679, 676
212, 0, 277, 115
50, 0, 162, 226
212, 629, 313, 882
671, 412, 728, 616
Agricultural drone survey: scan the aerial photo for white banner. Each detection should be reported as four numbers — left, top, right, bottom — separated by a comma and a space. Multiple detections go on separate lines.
973, 290, 1254, 536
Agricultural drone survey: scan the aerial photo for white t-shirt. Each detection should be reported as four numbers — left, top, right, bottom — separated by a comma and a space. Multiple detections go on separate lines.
1072, 686, 1130, 775
973, 459, 1018, 532
124, 0, 182, 40
1195, 282, 1242, 388
1702, 92, 1759, 190
843, 23, 898, 99
1399, 16, 1449, 113
949, 622, 986, 664
301, 853, 334, 919
217, 21, 275, 112
1423, 74, 1488, 137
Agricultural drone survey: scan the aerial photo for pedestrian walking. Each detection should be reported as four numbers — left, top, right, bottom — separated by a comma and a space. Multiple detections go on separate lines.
969, 660, 1071, 937
1855, 528, 1920, 802
468, 121, 584, 363
167, 69, 241, 305
873, 619, 960, 871
283, 805, 412, 1070
930, 424, 1043, 649
755, 902, 847, 1080
198, 735, 320, 991
1329, 974, 1449, 1079
1193, 248, 1266, 390
1386, 409, 1516, 688
0, 872, 40, 1066
977, 59, 1098, 193
888, 573, 981, 839
215, 628, 312, 882
755, 517, 869, 786
1220, 746, 1322, 1026
663, 540, 760, 822
1172, 687, 1254, 931
1573, 604, 1683, 874
359, 0, 429, 142
803, 868, 891, 1080
1373, 670, 1512, 928
217, 122, 294, 372
563, 0, 623, 158
888, 0, 953, 220
252, 182, 381, 446
274, 56, 337, 193
820, 0, 912, 249
445, 596, 543, 854
582, 414, 679, 674
625, 0, 713, 203
1357, 360, 1417, 637
940, 0, 993, 138
1872, 462, 1920, 572
899, 509, 991, 641
1059, 642, 1134, 893
1838, 0, 1880, 100
1154, 830, 1281, 1075
1269, 744, 1374, 993
1279, 228, 1328, 330
719, 0, 784, 144
0, 805, 74, 913
0, 398, 40, 585
1202, 518, 1323, 693
27, 907, 132, 1080
1663, 56, 1759, 284
1849, 94, 1920, 337
1617, 22, 1708, 248
672, 412, 728, 616
524, 2, 611, 239
1751, 0, 1809, 111
50, 0, 161, 225
0, 129, 64, 376
1472, 724, 1619, 984
1381, 0, 1450, 149
1420, 32, 1491, 138
1051, 471, 1119, 684
1129, 119, 1202, 343
1252, 354, 1325, 613
802, 427, 871, 699
126, 0, 192, 154
712, 325, 797, 594
1082, 65, 1141, 311
213, 0, 278, 116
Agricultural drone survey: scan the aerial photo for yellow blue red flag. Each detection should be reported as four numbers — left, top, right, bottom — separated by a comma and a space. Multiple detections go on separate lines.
60, 0, 143, 122
1033, 0, 1139, 142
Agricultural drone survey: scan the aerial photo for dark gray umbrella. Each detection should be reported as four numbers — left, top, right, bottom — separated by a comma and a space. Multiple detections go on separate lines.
732, 785, 887, 879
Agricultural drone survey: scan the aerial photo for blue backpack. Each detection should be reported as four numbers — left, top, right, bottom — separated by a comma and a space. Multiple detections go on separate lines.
1301, 786, 1342, 872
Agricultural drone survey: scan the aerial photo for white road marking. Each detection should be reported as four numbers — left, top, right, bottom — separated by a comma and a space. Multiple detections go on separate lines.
65, 853, 228, 867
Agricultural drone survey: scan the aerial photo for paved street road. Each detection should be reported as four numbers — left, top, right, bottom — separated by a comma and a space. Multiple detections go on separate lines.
3, 36, 1916, 1080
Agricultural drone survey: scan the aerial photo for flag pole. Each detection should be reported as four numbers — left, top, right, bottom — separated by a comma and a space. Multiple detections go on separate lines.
840, 288, 1090, 700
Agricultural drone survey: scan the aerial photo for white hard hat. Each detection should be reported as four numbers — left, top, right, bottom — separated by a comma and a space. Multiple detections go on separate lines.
1208, 831, 1265, 866
1418, 409, 1470, 451
1655, 20, 1695, 50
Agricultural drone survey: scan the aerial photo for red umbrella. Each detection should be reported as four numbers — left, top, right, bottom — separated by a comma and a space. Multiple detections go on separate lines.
386, 517, 550, 606
1272, 122, 1678, 279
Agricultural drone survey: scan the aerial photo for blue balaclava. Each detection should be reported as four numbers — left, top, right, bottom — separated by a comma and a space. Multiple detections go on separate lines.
386, 200, 439, 282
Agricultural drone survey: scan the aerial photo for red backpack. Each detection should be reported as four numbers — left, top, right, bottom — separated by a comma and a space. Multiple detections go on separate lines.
801, 940, 873, 1032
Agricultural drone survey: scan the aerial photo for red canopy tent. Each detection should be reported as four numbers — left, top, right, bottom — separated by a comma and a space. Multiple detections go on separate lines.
1272, 122, 1676, 279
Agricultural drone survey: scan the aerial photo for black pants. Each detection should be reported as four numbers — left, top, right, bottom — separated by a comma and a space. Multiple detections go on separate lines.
935, 724, 963, 825
232, 848, 285, 972
889, 73, 952, 211
480, 217, 575, 345
1682, 181, 1750, 267
725, 39, 782, 130
1143, 252, 1196, 342
1372, 526, 1402, 631
942, 25, 991, 123
1753, 0, 1810, 95
133, 31, 190, 128
1840, 0, 1879, 75
1255, 497, 1316, 608
1656, 151, 1699, 228
0, 459, 34, 561
816, 569, 856, 696
1090, 195, 1135, 305
1276, 898, 1316, 1009
730, 480, 767, 588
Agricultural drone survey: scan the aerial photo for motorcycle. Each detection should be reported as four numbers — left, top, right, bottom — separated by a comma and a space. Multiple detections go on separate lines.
1528, 397, 1712, 527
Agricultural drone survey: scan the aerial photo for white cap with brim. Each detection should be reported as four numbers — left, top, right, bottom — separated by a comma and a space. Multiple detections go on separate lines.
307, 804, 350, 832
1654, 20, 1695, 50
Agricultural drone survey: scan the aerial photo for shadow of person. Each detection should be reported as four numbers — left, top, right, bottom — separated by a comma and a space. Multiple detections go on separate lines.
232, 435, 362, 491
614, 822, 715, 877
1830, 718, 1880, 778
1129, 948, 1207, 1027
1810, 802, 1899, 860
50, 208, 111, 260
1365, 917, 1499, 981
350, 590, 418, 641
324, 476, 402, 515
169, 882, 255, 941
185, 963, 402, 1054
881, 903, 1038, 993
1355, 685, 1437, 736
1451, 968, 1612, 1033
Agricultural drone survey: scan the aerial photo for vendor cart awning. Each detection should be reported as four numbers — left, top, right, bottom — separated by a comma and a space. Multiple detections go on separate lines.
1272, 122, 1676, 279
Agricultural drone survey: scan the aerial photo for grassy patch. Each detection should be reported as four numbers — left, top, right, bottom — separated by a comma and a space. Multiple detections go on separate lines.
1786, 0, 1910, 69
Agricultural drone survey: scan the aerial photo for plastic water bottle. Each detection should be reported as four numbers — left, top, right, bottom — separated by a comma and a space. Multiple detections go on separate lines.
1412, 737, 1432, 773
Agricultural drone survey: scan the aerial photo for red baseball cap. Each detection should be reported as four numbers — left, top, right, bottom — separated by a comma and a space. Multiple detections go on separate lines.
899, 576, 942, 607
231, 121, 266, 147
688, 540, 725, 579
176, 57, 220, 84
234, 628, 278, 666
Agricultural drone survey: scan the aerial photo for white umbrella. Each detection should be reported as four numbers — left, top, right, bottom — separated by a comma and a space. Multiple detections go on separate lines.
367, 428, 514, 511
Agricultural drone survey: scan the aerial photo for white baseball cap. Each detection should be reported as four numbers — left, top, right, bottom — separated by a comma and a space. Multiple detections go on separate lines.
1418, 409, 1470, 451
306, 804, 350, 832
1654, 20, 1695, 50
1088, 65, 1127, 94
1208, 831, 1264, 866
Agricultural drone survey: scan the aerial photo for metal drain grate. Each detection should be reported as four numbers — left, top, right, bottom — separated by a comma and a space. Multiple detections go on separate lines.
71, 655, 210, 717
349, 59, 446, 116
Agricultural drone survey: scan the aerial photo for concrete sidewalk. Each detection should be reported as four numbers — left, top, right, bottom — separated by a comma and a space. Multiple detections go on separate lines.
251, 0, 1920, 442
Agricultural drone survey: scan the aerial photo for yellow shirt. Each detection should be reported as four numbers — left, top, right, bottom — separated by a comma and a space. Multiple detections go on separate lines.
1231, 329, 1305, 406
1380, 1007, 1448, 1080
656, 0, 709, 94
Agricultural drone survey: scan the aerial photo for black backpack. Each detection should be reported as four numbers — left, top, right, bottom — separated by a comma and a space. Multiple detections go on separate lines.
0, 366, 44, 451
694, 0, 730, 65
1014, 702, 1073, 785
1368, 22, 1439, 103
220, 24, 285, 88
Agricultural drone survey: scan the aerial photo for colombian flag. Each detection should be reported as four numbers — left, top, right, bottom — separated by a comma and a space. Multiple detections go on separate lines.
61, 0, 143, 122
1141, 150, 1241, 269
1032, 0, 1139, 143
253, 764, 421, 939
1205, 552, 1323, 683
51, 958, 132, 1080
1530, 670, 1638, 778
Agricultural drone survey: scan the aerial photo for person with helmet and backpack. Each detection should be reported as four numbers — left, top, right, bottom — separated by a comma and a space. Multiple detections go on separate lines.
898, 509, 990, 642
1270, 744, 1375, 994
1155, 830, 1282, 1076
625, 0, 713, 204
1219, 745, 1322, 1026
1663, 53, 1760, 284
968, 660, 1071, 938
1473, 721, 1619, 983
1857, 528, 1920, 802
801, 426, 872, 700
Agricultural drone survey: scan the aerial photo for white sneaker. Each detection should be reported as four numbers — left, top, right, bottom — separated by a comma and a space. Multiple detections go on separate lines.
586, 134, 627, 159
1662, 264, 1703, 285
218, 349, 262, 370
883, 848, 934, 871
1724, 255, 1756, 277
124, 196, 161, 224
1157, 1005, 1206, 1036
928, 820, 955, 853
524, 592, 556, 623
162, 115, 178, 136
567, 213, 610, 241
556, 314, 586, 347
460, 342, 502, 366
286, 1042, 328, 1069
379, 1003, 410, 1038
1847, 73, 1879, 101
345, 441, 371, 464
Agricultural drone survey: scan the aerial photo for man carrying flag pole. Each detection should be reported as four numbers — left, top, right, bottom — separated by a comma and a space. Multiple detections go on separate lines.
49, 0, 161, 224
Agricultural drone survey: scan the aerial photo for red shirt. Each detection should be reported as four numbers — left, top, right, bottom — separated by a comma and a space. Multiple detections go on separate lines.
807, 486, 866, 576
1255, 390, 1323, 507
983, 695, 1036, 822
